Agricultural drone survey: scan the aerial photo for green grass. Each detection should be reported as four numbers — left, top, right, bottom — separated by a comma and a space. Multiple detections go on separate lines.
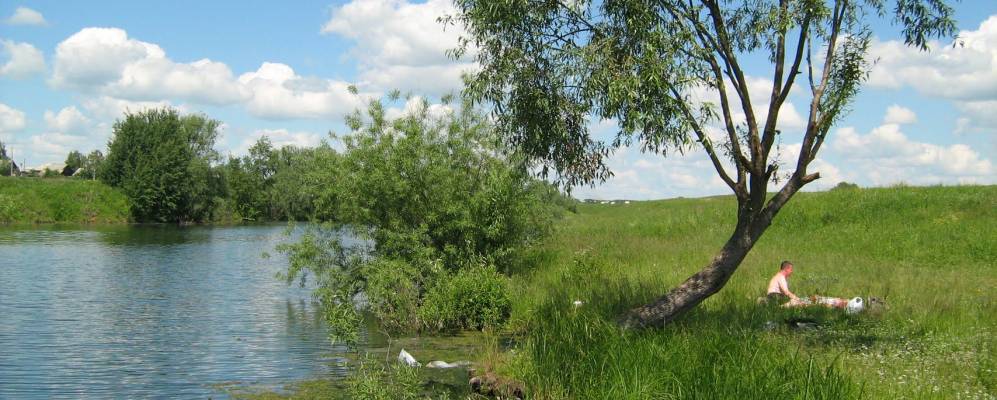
0, 176, 130, 224
500, 185, 996, 399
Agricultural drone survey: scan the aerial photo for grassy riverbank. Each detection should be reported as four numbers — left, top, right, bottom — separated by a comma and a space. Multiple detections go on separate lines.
0, 177, 130, 224
229, 184, 994, 399
499, 184, 995, 399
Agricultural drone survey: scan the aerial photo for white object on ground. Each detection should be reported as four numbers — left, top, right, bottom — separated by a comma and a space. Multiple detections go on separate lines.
846, 297, 864, 314
398, 348, 420, 367
814, 296, 838, 306
572, 300, 583, 307
426, 360, 472, 369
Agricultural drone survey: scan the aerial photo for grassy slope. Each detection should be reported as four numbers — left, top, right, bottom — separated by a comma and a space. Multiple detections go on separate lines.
503, 185, 995, 399
0, 177, 130, 224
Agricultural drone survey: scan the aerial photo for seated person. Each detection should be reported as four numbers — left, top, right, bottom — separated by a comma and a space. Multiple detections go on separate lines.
766, 260, 800, 305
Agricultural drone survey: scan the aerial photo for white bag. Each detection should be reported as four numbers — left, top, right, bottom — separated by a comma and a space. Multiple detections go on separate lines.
398, 348, 420, 367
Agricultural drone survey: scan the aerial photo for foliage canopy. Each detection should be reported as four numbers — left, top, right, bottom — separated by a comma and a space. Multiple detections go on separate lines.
280, 96, 565, 341
101, 108, 225, 223
448, 0, 957, 326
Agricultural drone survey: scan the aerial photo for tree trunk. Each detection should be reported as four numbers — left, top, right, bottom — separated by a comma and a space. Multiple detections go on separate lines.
619, 212, 770, 329
619, 172, 815, 329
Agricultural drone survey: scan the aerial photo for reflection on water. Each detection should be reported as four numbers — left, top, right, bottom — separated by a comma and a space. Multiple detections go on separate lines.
0, 225, 346, 399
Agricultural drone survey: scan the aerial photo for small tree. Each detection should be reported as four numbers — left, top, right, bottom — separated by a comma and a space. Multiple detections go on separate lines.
0, 140, 11, 177
451, 0, 956, 327
64, 150, 85, 176
82, 150, 104, 180
101, 108, 224, 223
281, 96, 556, 341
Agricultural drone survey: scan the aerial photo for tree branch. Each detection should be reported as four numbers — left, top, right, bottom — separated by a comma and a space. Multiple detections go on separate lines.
703, 0, 761, 174
668, 86, 738, 194
798, 0, 846, 175
779, 15, 810, 106
760, 0, 791, 164
665, 2, 748, 187
762, 11, 812, 163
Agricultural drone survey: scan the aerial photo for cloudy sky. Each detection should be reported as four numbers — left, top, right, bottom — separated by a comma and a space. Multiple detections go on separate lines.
0, 1, 994, 199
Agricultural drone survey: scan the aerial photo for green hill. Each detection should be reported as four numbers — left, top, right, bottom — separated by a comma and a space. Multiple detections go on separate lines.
0, 177, 130, 224
503, 185, 995, 399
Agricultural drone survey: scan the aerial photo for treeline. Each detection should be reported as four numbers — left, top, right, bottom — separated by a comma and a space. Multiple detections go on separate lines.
46, 96, 572, 335
223, 137, 339, 222
48, 108, 338, 223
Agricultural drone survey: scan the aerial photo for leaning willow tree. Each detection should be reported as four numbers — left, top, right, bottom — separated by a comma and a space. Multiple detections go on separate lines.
449, 0, 955, 327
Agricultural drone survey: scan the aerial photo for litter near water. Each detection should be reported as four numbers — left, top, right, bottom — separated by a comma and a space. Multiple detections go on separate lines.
398, 348, 420, 367
398, 349, 471, 369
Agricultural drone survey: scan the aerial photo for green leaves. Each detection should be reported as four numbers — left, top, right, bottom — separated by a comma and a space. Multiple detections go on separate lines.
894, 0, 957, 51
223, 137, 339, 221
280, 96, 568, 339
101, 108, 224, 223
454, 0, 957, 194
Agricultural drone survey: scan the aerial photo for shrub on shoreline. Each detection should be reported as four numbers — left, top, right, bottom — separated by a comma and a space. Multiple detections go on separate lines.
280, 95, 568, 342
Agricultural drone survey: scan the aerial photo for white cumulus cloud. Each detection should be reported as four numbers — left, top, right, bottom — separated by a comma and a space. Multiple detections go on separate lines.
830, 123, 993, 185
51, 27, 248, 105
80, 96, 179, 121
232, 128, 323, 155
385, 96, 454, 120
24, 132, 92, 163
0, 102, 26, 132
5, 7, 46, 26
570, 145, 731, 200
868, 16, 997, 136
883, 105, 917, 125
0, 39, 45, 78
44, 106, 91, 135
321, 0, 476, 95
238, 62, 362, 120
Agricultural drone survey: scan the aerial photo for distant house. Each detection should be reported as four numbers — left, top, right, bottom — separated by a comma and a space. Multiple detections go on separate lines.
20, 163, 66, 177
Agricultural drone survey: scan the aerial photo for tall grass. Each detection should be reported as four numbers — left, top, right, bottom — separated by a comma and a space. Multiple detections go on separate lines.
0, 177, 130, 224
502, 185, 995, 399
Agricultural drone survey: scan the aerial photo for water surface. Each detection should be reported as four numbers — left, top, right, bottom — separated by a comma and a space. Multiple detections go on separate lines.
0, 224, 343, 399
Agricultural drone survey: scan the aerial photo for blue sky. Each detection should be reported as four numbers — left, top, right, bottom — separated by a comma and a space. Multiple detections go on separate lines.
1, 0, 994, 199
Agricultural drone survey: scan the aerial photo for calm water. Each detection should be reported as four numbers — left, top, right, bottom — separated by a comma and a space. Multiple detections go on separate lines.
0, 225, 345, 399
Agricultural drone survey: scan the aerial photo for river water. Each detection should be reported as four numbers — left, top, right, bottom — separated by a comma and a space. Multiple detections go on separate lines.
0, 224, 344, 399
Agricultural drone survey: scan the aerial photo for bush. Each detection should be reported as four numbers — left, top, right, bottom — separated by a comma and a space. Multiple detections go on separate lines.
0, 160, 14, 177
101, 108, 224, 223
419, 265, 511, 333
280, 95, 564, 339
0, 194, 20, 223
363, 257, 423, 333
830, 181, 860, 191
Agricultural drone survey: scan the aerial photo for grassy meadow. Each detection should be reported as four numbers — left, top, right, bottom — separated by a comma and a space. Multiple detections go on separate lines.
495, 184, 995, 399
0, 176, 130, 224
